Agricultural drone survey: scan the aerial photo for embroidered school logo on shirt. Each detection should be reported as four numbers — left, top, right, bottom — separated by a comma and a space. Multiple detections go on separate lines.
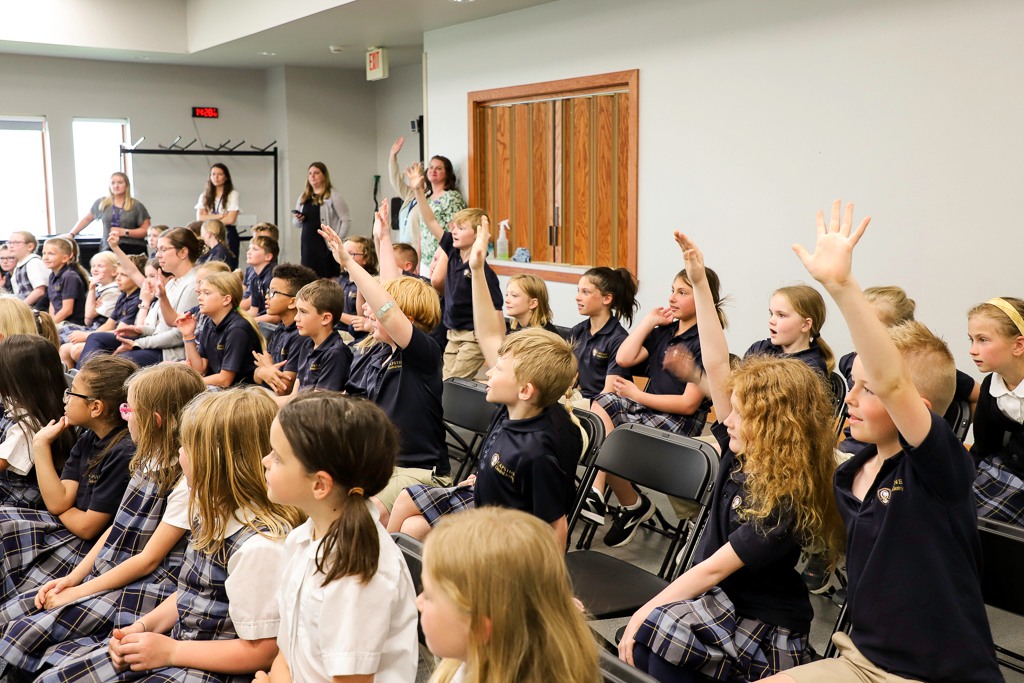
216, 343, 225, 351
877, 488, 892, 505
489, 453, 515, 482
731, 495, 742, 510
592, 350, 609, 360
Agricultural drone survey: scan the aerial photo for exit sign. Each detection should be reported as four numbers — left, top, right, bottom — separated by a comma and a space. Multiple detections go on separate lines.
366, 47, 388, 81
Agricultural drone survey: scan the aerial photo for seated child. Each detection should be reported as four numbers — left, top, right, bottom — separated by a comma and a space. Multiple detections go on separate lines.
504, 274, 559, 335
241, 235, 279, 323
250, 221, 279, 242
288, 279, 353, 395
408, 163, 502, 380
253, 263, 319, 396
334, 234, 378, 340
54, 251, 120, 344
763, 201, 1002, 683
43, 237, 89, 326
176, 271, 264, 387
421, 508, 599, 683
387, 224, 581, 546
195, 219, 233, 265
59, 255, 145, 369
744, 284, 834, 376
320, 216, 449, 521
968, 296, 1024, 524
569, 267, 639, 403
8, 231, 50, 311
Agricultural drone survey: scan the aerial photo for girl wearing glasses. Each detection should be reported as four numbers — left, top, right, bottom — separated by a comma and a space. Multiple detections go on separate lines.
0, 355, 137, 604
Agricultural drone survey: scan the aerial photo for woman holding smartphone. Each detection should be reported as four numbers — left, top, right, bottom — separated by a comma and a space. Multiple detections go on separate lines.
293, 161, 351, 278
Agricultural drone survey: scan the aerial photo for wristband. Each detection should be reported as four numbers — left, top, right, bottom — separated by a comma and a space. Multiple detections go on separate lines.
376, 301, 395, 319
183, 337, 196, 343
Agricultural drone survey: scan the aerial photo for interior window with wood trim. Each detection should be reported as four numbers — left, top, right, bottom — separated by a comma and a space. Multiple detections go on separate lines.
468, 70, 638, 284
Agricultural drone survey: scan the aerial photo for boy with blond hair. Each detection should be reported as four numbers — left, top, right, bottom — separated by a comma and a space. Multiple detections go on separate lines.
763, 202, 1001, 683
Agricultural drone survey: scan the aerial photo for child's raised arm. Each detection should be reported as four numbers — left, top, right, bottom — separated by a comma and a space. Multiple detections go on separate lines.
675, 232, 733, 421
406, 164, 444, 241
374, 200, 400, 281
469, 217, 506, 368
320, 223, 414, 350
793, 200, 930, 446
107, 233, 146, 288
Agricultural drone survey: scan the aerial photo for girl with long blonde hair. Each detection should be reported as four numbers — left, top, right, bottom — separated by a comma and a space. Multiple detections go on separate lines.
42, 387, 303, 682
619, 233, 844, 683
421, 507, 599, 683
69, 172, 152, 254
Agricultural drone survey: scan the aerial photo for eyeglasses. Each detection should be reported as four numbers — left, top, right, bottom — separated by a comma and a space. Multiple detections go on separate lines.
156, 246, 177, 253
267, 289, 296, 300
64, 389, 96, 403
119, 403, 134, 418
5, 240, 26, 246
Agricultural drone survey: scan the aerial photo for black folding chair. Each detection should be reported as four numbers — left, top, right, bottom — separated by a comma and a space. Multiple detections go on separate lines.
555, 324, 574, 342
598, 649, 659, 683
829, 371, 849, 439
441, 378, 497, 482
979, 518, 1024, 674
392, 532, 426, 646
567, 409, 605, 551
944, 398, 973, 443
566, 423, 718, 619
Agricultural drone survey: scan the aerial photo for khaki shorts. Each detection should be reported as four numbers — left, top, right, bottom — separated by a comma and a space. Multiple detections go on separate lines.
443, 329, 485, 380
375, 467, 453, 511
785, 633, 921, 683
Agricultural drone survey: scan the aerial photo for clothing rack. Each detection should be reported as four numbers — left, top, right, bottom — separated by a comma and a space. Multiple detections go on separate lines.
119, 145, 280, 225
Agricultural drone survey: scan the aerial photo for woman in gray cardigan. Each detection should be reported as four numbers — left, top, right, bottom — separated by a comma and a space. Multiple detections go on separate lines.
292, 161, 352, 278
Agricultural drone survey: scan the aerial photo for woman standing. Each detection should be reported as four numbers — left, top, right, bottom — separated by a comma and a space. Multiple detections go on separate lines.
69, 173, 151, 254
293, 161, 351, 278
195, 163, 240, 268
415, 155, 465, 274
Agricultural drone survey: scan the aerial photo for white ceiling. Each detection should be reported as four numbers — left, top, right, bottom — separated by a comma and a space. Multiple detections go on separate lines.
0, 0, 557, 70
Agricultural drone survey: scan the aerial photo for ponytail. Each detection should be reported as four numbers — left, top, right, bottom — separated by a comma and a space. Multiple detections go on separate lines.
278, 393, 399, 585
583, 267, 639, 326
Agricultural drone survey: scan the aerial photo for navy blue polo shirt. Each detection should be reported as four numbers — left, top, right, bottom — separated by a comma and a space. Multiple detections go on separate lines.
743, 338, 827, 376
294, 332, 353, 392
110, 289, 141, 325
243, 261, 275, 316
473, 405, 582, 523
60, 429, 136, 516
835, 411, 1001, 683
694, 423, 811, 632
344, 343, 388, 397
402, 269, 431, 284
334, 271, 366, 340
439, 231, 502, 330
197, 243, 231, 265
48, 265, 87, 325
363, 327, 447, 473
195, 309, 262, 385
570, 318, 632, 399
640, 323, 706, 400
266, 321, 303, 373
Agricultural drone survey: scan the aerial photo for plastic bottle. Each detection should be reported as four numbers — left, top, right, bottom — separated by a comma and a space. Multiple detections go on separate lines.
497, 220, 510, 260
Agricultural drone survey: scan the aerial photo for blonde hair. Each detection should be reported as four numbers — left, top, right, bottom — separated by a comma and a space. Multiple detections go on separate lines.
98, 172, 135, 211
969, 297, 1024, 343
727, 355, 845, 565
195, 260, 231, 283
497, 328, 577, 408
180, 388, 304, 558
126, 364, 207, 495
426, 508, 599, 683
201, 219, 231, 253
889, 321, 956, 415
89, 251, 119, 271
383, 277, 441, 332
864, 286, 916, 327
203, 272, 266, 352
773, 285, 834, 374
452, 208, 488, 234
507, 274, 553, 330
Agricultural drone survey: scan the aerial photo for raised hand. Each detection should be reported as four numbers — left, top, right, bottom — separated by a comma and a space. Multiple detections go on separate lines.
318, 223, 350, 268
405, 163, 425, 192
674, 231, 708, 286
107, 232, 122, 251
174, 311, 196, 338
373, 199, 391, 243
792, 199, 870, 291
390, 136, 404, 157
469, 216, 489, 270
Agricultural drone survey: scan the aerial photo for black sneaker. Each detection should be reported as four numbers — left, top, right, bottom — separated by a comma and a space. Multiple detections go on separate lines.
603, 493, 655, 548
801, 556, 835, 595
831, 586, 848, 607
580, 488, 606, 525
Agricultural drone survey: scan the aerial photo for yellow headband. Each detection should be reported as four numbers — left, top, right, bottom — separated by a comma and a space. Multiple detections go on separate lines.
986, 298, 1024, 337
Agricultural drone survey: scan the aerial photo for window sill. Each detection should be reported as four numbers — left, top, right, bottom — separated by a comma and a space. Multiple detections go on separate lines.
487, 260, 588, 284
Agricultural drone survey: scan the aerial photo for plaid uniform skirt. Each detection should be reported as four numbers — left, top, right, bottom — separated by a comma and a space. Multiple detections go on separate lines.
635, 587, 813, 682
594, 394, 707, 437
408, 484, 476, 526
975, 455, 1024, 525
0, 507, 90, 603
36, 659, 244, 683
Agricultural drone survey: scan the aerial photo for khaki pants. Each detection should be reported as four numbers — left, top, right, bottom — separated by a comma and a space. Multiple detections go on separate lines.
375, 467, 454, 512
443, 329, 486, 380
785, 633, 921, 683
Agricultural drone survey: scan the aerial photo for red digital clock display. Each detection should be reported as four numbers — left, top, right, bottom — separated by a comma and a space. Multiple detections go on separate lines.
192, 107, 219, 119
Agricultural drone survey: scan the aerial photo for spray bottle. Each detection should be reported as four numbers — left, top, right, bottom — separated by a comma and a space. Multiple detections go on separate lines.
497, 220, 510, 260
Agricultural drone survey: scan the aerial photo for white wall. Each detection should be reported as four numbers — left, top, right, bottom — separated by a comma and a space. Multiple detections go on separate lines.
373, 62, 425, 198
423, 0, 1024, 380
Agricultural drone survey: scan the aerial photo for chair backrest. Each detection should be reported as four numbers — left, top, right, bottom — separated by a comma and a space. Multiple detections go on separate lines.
944, 398, 972, 443
598, 649, 660, 683
555, 324, 574, 342
442, 377, 497, 435
574, 407, 605, 469
828, 371, 847, 418
392, 532, 424, 596
593, 423, 718, 505
978, 517, 1024, 616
